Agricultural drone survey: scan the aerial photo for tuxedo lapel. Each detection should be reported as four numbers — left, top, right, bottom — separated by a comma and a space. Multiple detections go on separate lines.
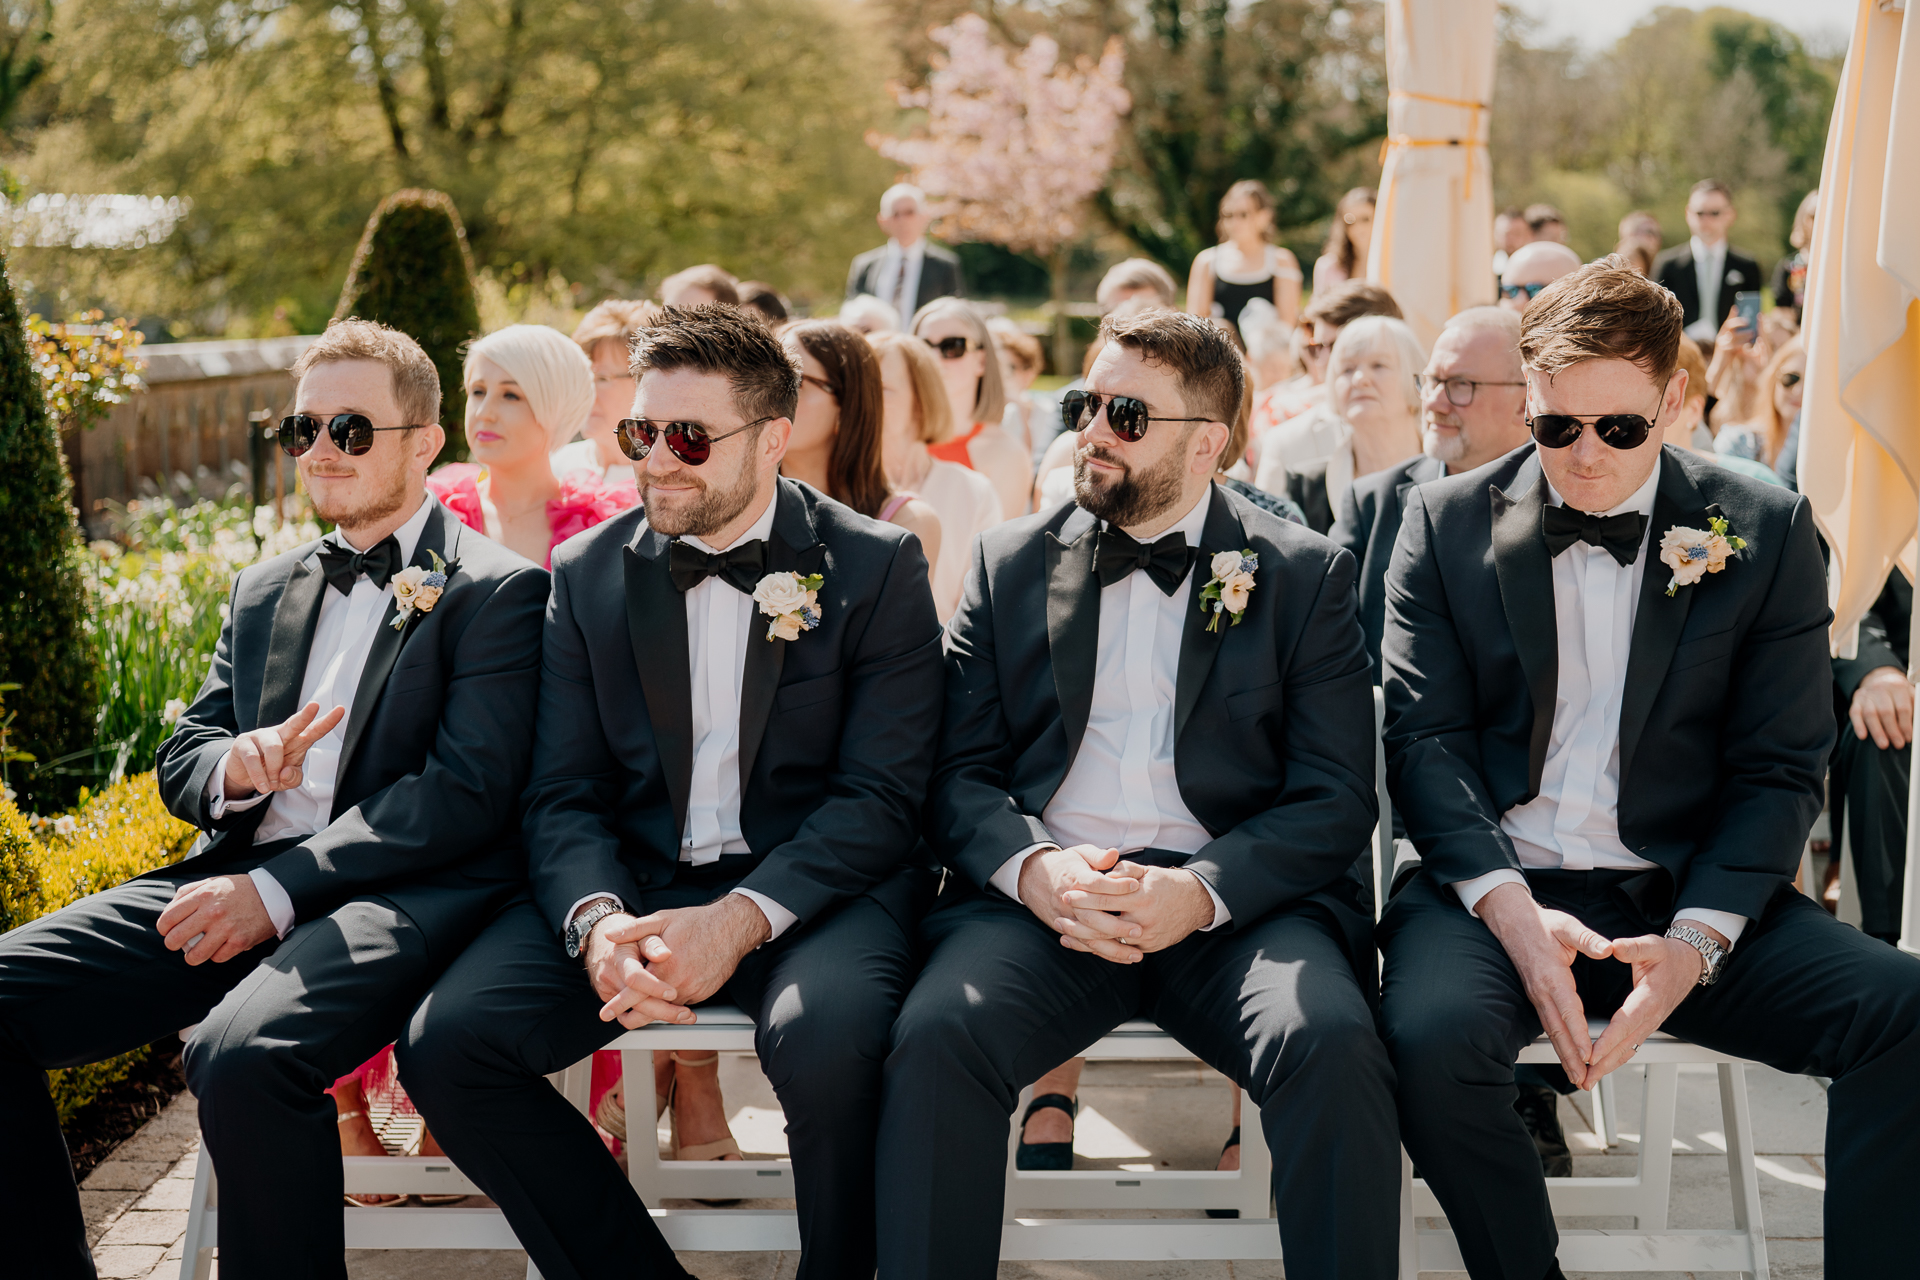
258, 552, 329, 729
1618, 452, 1708, 787
626, 524, 695, 837
1045, 506, 1101, 777
739, 481, 823, 795
1175, 486, 1241, 741
1489, 454, 1559, 795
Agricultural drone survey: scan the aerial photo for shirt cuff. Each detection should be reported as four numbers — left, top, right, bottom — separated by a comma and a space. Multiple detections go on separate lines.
247, 868, 297, 940
1451, 868, 1529, 918
729, 888, 799, 942
565, 893, 626, 931
1673, 908, 1747, 948
989, 843, 1060, 902
1188, 872, 1231, 931
206, 752, 270, 818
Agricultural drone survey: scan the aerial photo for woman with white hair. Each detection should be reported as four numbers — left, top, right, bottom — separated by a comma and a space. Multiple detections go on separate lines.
427, 323, 636, 567
1273, 315, 1424, 533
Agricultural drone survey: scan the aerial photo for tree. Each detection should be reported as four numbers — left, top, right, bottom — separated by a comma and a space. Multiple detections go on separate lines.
335, 189, 482, 452
0, 248, 94, 811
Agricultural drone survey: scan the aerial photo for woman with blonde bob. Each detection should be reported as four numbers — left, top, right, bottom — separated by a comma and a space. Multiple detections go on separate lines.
912, 298, 1034, 520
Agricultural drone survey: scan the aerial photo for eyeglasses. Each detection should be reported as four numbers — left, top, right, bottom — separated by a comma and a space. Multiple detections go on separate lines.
1528, 394, 1663, 451
1302, 342, 1329, 361
1499, 282, 1548, 301
1778, 371, 1803, 388
1417, 374, 1527, 407
922, 335, 977, 360
277, 413, 419, 458
1061, 390, 1209, 443
615, 416, 773, 465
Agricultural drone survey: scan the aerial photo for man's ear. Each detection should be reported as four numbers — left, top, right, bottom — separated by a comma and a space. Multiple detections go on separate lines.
761, 417, 793, 472
1193, 420, 1231, 476
413, 423, 446, 473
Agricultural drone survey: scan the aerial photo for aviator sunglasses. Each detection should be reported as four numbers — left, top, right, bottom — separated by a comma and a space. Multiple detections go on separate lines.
278, 413, 421, 458
1060, 389, 1210, 443
1499, 282, 1548, 302
921, 335, 977, 360
616, 416, 775, 466
1527, 393, 1663, 451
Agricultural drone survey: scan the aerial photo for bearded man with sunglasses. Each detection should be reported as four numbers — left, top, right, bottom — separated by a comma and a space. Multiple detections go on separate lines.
1378, 257, 1920, 1280
396, 305, 942, 1280
0, 319, 550, 1279
876, 308, 1399, 1279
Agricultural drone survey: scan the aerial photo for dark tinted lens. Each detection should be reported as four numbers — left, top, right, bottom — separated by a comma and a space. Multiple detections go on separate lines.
277, 414, 321, 457
664, 424, 713, 465
1779, 371, 1803, 388
1061, 390, 1090, 434
1529, 414, 1586, 448
931, 336, 970, 359
330, 413, 376, 456
1104, 395, 1150, 441
1592, 414, 1653, 449
615, 418, 654, 461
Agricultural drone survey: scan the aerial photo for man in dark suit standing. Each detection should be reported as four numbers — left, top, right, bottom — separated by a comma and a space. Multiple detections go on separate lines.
0, 320, 549, 1279
1652, 179, 1761, 344
877, 310, 1398, 1280
1379, 258, 1920, 1279
399, 306, 943, 1280
845, 183, 964, 321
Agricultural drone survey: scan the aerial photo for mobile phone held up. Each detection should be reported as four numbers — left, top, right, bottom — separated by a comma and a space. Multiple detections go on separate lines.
1733, 291, 1762, 342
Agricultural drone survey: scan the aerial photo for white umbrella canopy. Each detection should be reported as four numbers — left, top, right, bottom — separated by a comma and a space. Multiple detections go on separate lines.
1367, 0, 1500, 350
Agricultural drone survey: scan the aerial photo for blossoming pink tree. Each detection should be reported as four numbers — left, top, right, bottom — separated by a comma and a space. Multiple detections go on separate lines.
871, 14, 1129, 372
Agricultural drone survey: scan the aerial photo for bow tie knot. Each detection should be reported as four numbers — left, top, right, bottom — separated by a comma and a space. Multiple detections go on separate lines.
1542, 505, 1647, 568
1093, 527, 1195, 596
668, 538, 768, 595
318, 535, 403, 596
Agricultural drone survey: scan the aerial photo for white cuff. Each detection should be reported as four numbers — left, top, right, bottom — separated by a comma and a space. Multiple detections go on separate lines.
247, 868, 297, 940
990, 843, 1059, 901
1451, 868, 1529, 918
1673, 908, 1747, 948
730, 888, 799, 942
1190, 871, 1231, 931
207, 751, 269, 818
565, 893, 626, 930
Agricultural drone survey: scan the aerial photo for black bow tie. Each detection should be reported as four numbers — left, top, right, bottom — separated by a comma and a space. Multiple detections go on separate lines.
1093, 527, 1196, 596
317, 535, 402, 596
1542, 505, 1647, 568
668, 538, 768, 595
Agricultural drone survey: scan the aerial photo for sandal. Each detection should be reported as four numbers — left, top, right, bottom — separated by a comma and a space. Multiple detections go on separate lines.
590, 1064, 673, 1143
666, 1052, 742, 1207
1014, 1093, 1076, 1171
338, 1110, 408, 1208
1205, 1126, 1242, 1219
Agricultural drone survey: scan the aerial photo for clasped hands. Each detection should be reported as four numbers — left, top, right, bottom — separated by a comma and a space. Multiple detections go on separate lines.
1476, 881, 1723, 1090
1017, 844, 1216, 964
584, 895, 771, 1029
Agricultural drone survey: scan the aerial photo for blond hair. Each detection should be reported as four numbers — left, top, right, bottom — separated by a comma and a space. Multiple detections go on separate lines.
910, 297, 1008, 426
465, 324, 596, 450
292, 318, 440, 428
572, 299, 662, 362
867, 330, 954, 444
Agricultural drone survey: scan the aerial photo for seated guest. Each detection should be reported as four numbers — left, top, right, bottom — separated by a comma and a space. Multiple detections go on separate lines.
554, 300, 662, 488
1499, 241, 1582, 316
1522, 202, 1568, 244
1311, 185, 1375, 294
427, 324, 635, 568
1714, 336, 1803, 471
838, 293, 902, 335
737, 280, 790, 327
397, 305, 944, 1280
0, 319, 547, 1278
659, 263, 740, 308
1660, 336, 1785, 487
1830, 571, 1913, 946
987, 316, 1047, 458
1250, 280, 1402, 485
847, 182, 964, 315
1096, 257, 1178, 315
1273, 315, 1426, 533
877, 309, 1399, 1279
914, 297, 1034, 520
1379, 257, 1920, 1280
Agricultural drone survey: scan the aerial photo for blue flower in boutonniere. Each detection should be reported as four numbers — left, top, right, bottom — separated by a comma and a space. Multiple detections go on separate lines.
752, 570, 824, 642
1658, 516, 1746, 598
1200, 549, 1258, 633
390, 550, 450, 629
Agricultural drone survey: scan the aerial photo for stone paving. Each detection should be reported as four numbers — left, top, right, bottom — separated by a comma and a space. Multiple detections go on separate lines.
92, 1051, 1830, 1278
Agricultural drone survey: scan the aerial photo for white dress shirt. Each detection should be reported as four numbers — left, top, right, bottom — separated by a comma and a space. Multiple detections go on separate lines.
872, 239, 927, 321
1451, 458, 1747, 945
207, 492, 437, 939
1685, 235, 1727, 343
567, 492, 796, 940
987, 489, 1229, 929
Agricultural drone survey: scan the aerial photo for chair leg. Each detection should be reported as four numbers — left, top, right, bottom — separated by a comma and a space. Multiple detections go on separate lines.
180, 1141, 217, 1280
1633, 1063, 1679, 1232
526, 1260, 543, 1280
1717, 1062, 1771, 1280
1233, 1085, 1272, 1217
622, 1048, 666, 1208
1002, 1083, 1034, 1224
1397, 1146, 1420, 1279
1597, 1069, 1620, 1147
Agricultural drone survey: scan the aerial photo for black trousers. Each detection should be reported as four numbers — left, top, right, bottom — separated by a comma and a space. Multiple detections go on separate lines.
0, 844, 466, 1280
875, 888, 1401, 1280
396, 870, 916, 1280
1831, 725, 1911, 940
1379, 866, 1920, 1280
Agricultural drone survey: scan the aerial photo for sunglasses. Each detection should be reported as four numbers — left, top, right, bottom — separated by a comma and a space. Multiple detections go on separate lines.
1417, 374, 1527, 408
1499, 282, 1548, 301
922, 335, 977, 360
1061, 390, 1209, 443
1779, 371, 1803, 388
1528, 395, 1663, 451
278, 413, 418, 458
1302, 342, 1329, 361
615, 416, 773, 466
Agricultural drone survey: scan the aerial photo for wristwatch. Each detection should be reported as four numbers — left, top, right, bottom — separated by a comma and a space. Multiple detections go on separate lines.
1665, 923, 1729, 987
565, 898, 623, 960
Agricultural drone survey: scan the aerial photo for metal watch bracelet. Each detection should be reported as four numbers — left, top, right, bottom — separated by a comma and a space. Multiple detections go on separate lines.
566, 899, 623, 960
1665, 923, 1728, 987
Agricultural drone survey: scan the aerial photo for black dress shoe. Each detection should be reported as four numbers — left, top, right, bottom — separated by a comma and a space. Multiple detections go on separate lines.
1014, 1093, 1076, 1170
1514, 1083, 1573, 1177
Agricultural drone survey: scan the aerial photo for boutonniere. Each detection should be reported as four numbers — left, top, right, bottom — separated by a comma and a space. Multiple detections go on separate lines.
1200, 549, 1258, 633
1658, 517, 1746, 597
752, 571, 824, 642
1726, 269, 1745, 286
390, 551, 450, 629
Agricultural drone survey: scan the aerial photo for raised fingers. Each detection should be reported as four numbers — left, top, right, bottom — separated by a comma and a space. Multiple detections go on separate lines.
232, 737, 275, 795
285, 704, 346, 757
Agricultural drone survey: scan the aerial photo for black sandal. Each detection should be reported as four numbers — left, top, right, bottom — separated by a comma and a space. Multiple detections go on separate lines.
1205, 1125, 1242, 1218
1014, 1093, 1077, 1171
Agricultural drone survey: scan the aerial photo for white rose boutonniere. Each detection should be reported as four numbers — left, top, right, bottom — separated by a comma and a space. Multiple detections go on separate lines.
1658, 516, 1746, 597
752, 571, 824, 642
390, 551, 451, 629
1200, 548, 1258, 633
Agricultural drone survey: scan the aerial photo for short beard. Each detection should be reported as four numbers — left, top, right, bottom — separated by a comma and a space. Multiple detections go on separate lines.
307, 460, 413, 532
1422, 418, 1469, 465
1073, 433, 1189, 528
644, 455, 761, 539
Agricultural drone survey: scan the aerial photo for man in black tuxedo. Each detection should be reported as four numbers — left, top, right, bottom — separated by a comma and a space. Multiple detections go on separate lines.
0, 320, 548, 1280
398, 305, 943, 1280
846, 182, 964, 319
1830, 569, 1914, 944
1652, 179, 1761, 344
1379, 258, 1920, 1280
877, 309, 1398, 1279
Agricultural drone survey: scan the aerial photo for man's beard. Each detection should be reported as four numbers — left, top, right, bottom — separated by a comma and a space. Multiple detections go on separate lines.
1422, 415, 1469, 465
644, 457, 760, 539
1073, 436, 1188, 528
306, 462, 412, 531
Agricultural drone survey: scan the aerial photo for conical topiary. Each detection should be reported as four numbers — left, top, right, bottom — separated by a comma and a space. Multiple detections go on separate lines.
334, 189, 483, 459
0, 249, 96, 811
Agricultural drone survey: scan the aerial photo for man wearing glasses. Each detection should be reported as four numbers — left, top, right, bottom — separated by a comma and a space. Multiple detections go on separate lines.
1378, 258, 1920, 1280
399, 305, 943, 1280
1497, 240, 1582, 317
1653, 179, 1761, 343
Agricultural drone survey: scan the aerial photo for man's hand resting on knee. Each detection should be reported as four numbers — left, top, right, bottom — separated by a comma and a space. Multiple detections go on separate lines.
588, 897, 772, 1029
1017, 845, 1143, 963
156, 875, 276, 965
1475, 882, 1614, 1089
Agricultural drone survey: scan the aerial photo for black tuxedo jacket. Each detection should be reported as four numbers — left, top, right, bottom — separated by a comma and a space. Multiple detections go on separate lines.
1330, 451, 1447, 678
929, 484, 1379, 951
154, 499, 549, 945
522, 478, 944, 935
845, 241, 964, 311
1652, 243, 1762, 331
1833, 570, 1912, 700
1381, 445, 1834, 922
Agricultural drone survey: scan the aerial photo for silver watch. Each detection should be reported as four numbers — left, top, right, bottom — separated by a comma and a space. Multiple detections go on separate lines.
1665, 924, 1729, 987
566, 899, 623, 960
